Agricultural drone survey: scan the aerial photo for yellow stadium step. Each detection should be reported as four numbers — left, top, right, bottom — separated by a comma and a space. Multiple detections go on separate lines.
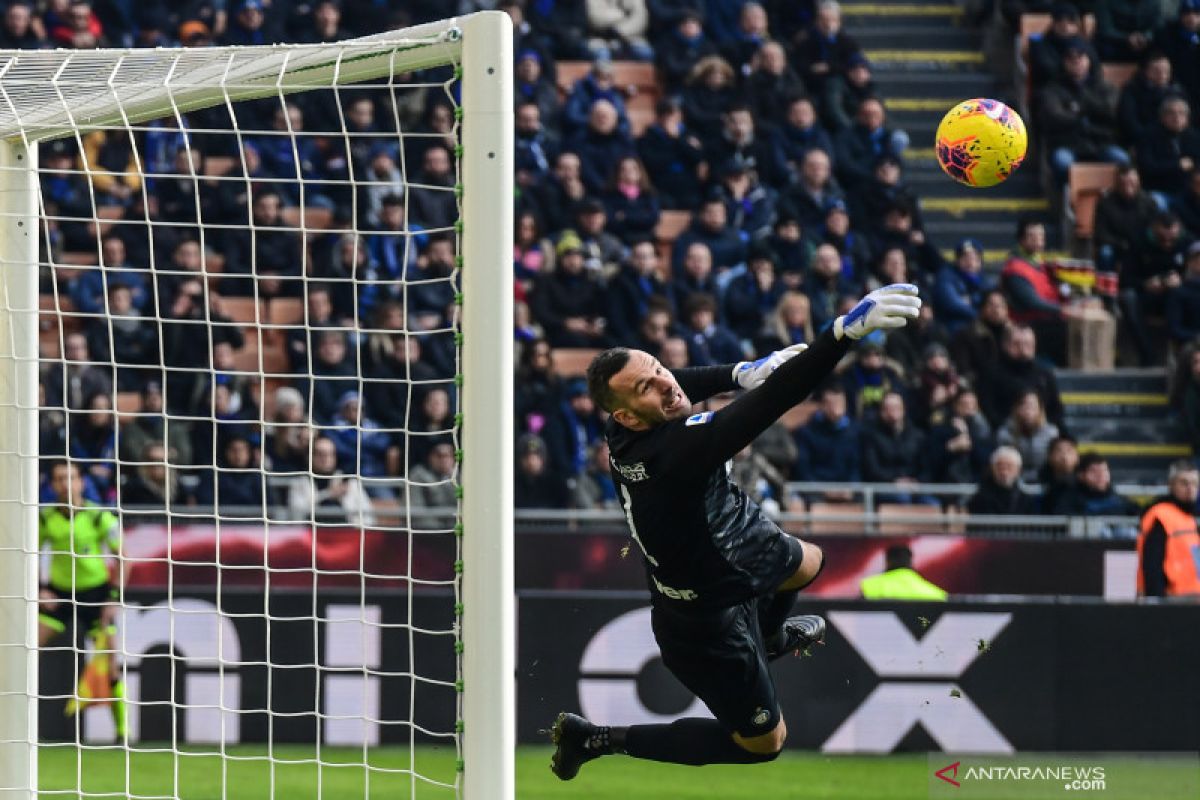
1077, 442, 1192, 458
886, 98, 961, 112
1061, 392, 1170, 407
842, 3, 964, 17
919, 197, 1050, 217
865, 50, 986, 65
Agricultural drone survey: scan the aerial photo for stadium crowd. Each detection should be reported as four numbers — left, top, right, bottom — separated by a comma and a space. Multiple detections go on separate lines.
18, 0, 1188, 522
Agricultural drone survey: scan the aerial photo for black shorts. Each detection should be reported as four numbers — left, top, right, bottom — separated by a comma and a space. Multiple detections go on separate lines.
39, 584, 113, 638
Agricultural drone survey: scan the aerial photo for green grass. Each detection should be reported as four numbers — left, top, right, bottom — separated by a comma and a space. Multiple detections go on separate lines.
38, 744, 932, 799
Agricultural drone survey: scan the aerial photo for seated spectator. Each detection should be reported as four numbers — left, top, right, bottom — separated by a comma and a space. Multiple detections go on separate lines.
833, 97, 909, 191
563, 60, 630, 138
1001, 217, 1066, 365
542, 377, 606, 481
585, 0, 652, 60
744, 40, 805, 128
682, 55, 738, 146
632, 303, 675, 354
301, 0, 350, 43
120, 442, 180, 520
840, 338, 905, 420
730, 442, 787, 517
860, 392, 931, 504
791, 0, 861, 95
199, 435, 264, 516
773, 96, 834, 182
655, 10, 717, 93
407, 144, 457, 230
514, 50, 561, 135
1029, 3, 1099, 85
601, 156, 661, 245
1094, 165, 1160, 275
783, 148, 845, 239
869, 246, 914, 293
1118, 51, 1183, 146
869, 201, 940, 281
221, 190, 304, 298
703, 103, 788, 190
996, 390, 1061, 481
572, 440, 618, 509
569, 99, 636, 195
0, 2, 43, 49
981, 324, 1066, 429
755, 290, 815, 353
68, 235, 148, 317
724, 240, 785, 340
119, 380, 192, 469
1138, 460, 1200, 596
221, 0, 271, 46
327, 392, 396, 497
1037, 43, 1128, 182
821, 199, 872, 283
69, 392, 117, 503
1174, 168, 1200, 237
50, 0, 106, 48
679, 292, 743, 366
1039, 435, 1080, 513
912, 343, 960, 427
953, 293, 1008, 382
1138, 96, 1200, 203
1126, 211, 1190, 364
1095, 0, 1161, 62
636, 98, 705, 210
606, 240, 671, 345
1154, 0, 1200, 111
570, 198, 627, 276
530, 233, 612, 348
409, 441, 459, 509
515, 433, 570, 508
407, 387, 456, 469
714, 154, 778, 239
769, 211, 815, 283
659, 335, 690, 369
514, 338, 561, 433
792, 381, 862, 501
927, 388, 993, 486
933, 239, 990, 334
884, 301, 951, 380
1051, 453, 1139, 523
670, 241, 717, 316
967, 446, 1036, 515
300, 330, 357, 424
531, 151, 588, 233
671, 196, 747, 275
286, 435, 374, 525
87, 281, 158, 390
807, 242, 858, 332
823, 51, 876, 132
850, 154, 920, 238
1167, 241, 1200, 345
82, 129, 139, 206
265, 386, 311, 474
514, 211, 554, 297
718, 1, 769, 73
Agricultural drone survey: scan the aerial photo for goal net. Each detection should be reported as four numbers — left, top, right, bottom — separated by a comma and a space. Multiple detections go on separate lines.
0, 12, 513, 800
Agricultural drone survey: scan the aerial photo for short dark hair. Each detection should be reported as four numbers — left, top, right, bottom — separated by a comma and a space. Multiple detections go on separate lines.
1076, 453, 1107, 473
1015, 216, 1042, 240
586, 348, 631, 413
884, 544, 913, 571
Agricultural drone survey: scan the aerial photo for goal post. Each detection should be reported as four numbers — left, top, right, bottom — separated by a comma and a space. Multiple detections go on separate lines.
0, 10, 513, 799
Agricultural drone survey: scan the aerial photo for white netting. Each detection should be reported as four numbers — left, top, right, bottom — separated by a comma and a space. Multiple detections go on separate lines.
0, 24, 480, 799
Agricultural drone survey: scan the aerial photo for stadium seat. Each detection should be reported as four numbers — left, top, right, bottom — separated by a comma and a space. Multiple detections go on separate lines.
265, 297, 304, 343
1101, 63, 1137, 90
280, 205, 334, 230
554, 61, 593, 96
808, 502, 865, 535
1067, 162, 1117, 241
232, 332, 289, 376
204, 156, 236, 176
877, 504, 946, 535
551, 347, 601, 377
220, 296, 263, 325
655, 210, 691, 243
779, 400, 816, 432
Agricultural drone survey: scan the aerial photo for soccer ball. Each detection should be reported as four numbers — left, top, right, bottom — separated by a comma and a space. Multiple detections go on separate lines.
935, 98, 1027, 187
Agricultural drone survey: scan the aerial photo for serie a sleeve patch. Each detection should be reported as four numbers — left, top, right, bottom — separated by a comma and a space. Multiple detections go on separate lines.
685, 412, 713, 426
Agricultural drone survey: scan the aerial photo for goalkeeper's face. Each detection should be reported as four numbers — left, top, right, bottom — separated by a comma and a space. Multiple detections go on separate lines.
609, 350, 692, 431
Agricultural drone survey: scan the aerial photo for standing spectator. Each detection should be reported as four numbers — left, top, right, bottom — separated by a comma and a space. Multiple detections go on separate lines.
1094, 0, 1161, 62
515, 434, 571, 508
996, 390, 1061, 481
1167, 241, 1200, 345
1117, 51, 1182, 146
1136, 96, 1200, 200
563, 61, 631, 138
530, 233, 612, 348
570, 99, 637, 195
791, 0, 861, 95
933, 239, 990, 334
586, 0, 652, 60
1127, 211, 1190, 363
670, 196, 747, 275
860, 392, 930, 504
823, 51, 876, 132
678, 293, 743, 366
636, 98, 705, 210
1094, 165, 1160, 275
1029, 3, 1099, 85
927, 389, 992, 485
607, 240, 672, 345
773, 96, 834, 182
602, 156, 661, 244
286, 436, 374, 525
1039, 435, 1080, 514
744, 40, 805, 128
967, 446, 1037, 515
1155, 0, 1200, 111
1001, 218, 1066, 365
723, 241, 785, 340
681, 55, 738, 146
981, 324, 1066, 429
409, 442, 459, 510
1037, 43, 1127, 182
840, 339, 905, 420
655, 10, 717, 93
792, 382, 862, 502
832, 97, 909, 192
952, 290, 1010, 394
1137, 460, 1200, 597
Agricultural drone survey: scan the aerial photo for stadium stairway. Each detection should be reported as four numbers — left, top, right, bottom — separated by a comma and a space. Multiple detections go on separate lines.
1057, 368, 1191, 484
842, 1, 1058, 262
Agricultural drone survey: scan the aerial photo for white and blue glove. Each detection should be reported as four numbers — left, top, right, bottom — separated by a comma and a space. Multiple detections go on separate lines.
833, 284, 922, 341
733, 342, 809, 390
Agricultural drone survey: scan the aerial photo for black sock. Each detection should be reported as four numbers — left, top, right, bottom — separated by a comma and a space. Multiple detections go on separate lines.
760, 588, 801, 653
617, 718, 778, 765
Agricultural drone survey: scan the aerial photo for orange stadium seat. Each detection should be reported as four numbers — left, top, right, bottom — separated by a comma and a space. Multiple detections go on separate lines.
551, 347, 601, 377
1101, 63, 1137, 90
220, 296, 263, 324
877, 504, 946, 535
808, 502, 865, 535
1068, 163, 1118, 241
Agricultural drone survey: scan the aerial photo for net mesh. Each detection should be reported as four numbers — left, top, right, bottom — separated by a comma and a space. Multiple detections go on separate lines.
0, 28, 471, 799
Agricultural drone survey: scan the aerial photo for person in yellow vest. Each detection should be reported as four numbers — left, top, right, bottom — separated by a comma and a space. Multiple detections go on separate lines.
1137, 460, 1200, 598
860, 544, 948, 600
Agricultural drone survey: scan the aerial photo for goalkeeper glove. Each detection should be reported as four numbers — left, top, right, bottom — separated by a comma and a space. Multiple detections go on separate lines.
833, 283, 922, 341
732, 343, 809, 390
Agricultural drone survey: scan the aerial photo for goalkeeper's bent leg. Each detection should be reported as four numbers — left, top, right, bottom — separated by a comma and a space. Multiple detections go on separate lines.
618, 718, 783, 765
762, 544, 825, 655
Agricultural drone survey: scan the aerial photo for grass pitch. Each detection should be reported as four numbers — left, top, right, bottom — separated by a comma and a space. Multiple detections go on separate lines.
38, 744, 931, 799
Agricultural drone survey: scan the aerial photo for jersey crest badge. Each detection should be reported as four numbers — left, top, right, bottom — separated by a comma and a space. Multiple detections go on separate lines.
685, 412, 713, 426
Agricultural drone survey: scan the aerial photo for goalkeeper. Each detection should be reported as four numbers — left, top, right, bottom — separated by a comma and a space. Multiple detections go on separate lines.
551, 285, 921, 778
38, 459, 128, 737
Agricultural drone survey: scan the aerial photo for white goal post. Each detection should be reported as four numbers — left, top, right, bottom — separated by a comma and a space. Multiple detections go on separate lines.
0, 11, 512, 800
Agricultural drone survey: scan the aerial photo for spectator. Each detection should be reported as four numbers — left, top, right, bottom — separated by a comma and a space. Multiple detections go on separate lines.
221, 0, 271, 46
286, 435, 374, 525
833, 97, 909, 191
530, 232, 612, 348
44, 332, 112, 412
869, 200, 939, 281
850, 154, 920, 239
81, 129, 139, 205
967, 446, 1036, 515
1037, 43, 1127, 182
807, 242, 857, 332
514, 338, 562, 434
406, 144, 457, 231
515, 433, 570, 508
927, 388, 992, 485
783, 148, 844, 238
1039, 434, 1080, 513
563, 60, 630, 138
823, 51, 876, 132
769, 210, 815, 282
120, 442, 180, 519
1001, 217, 1066, 365
1127, 211, 1189, 363
570, 99, 637, 195
542, 377, 606, 480
660, 335, 690, 369
703, 103, 788, 190
730, 443, 787, 517
362, 327, 440, 432
409, 441, 459, 509
222, 190, 304, 298
860, 392, 930, 503
933, 238, 990, 334
773, 96, 834, 182
720, 1, 770, 73
655, 10, 717, 93
996, 389, 1061, 482
981, 324, 1066, 429
670, 195, 747, 275
632, 303, 675, 354
821, 199, 872, 284
87, 282, 158, 390
859, 544, 947, 600
0, 2, 42, 49
119, 380, 192, 469
602, 156, 661, 244
326, 392, 396, 496
682, 55, 738, 146
1154, 0, 1200, 111
69, 235, 148, 317
585, 0, 652, 60
532, 151, 588, 233
1118, 51, 1182, 146
607, 240, 671, 344
265, 386, 311, 475
515, 50, 561, 133
1174, 168, 1200, 237
884, 301, 951, 380
1136, 96, 1200, 200
744, 40, 805, 128
756, 290, 815, 353
679, 292, 743, 366
573, 440, 619, 509
636, 98, 705, 209
50, 0, 106, 48
69, 393, 118, 503
1029, 3, 1099, 85
407, 386, 456, 468
1051, 453, 1139, 526
301, 0, 349, 43
1167, 241, 1200, 345
840, 338, 905, 420
1094, 0, 1161, 62
792, 381, 861, 501
724, 240, 785, 340
199, 435, 264, 516
515, 101, 560, 191
1137, 459, 1200, 596
670, 241, 719, 322
300, 330, 357, 424
514, 211, 554, 296
1094, 165, 1160, 275
713, 154, 778, 239
912, 342, 960, 427
791, 0, 861, 95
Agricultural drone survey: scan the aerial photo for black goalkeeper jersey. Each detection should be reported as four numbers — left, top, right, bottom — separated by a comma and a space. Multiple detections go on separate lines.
606, 330, 851, 609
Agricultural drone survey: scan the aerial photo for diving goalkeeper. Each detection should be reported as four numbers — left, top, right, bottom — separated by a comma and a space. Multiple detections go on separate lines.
39, 459, 127, 736
550, 284, 921, 778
